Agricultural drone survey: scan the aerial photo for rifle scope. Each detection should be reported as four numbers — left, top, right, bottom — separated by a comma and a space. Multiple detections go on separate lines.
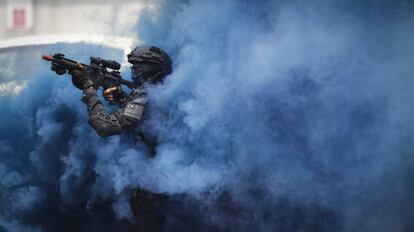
90, 57, 121, 70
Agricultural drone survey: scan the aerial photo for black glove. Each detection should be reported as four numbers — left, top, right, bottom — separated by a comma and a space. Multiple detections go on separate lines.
103, 86, 127, 104
69, 69, 94, 90
50, 62, 66, 75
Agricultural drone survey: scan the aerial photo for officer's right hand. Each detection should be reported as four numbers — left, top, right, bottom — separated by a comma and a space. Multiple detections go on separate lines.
103, 86, 121, 103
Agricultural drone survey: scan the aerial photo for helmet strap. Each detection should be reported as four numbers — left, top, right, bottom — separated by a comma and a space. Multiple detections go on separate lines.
146, 71, 164, 84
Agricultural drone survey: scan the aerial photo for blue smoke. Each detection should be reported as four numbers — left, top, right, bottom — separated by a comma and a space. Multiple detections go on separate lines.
2, 0, 414, 231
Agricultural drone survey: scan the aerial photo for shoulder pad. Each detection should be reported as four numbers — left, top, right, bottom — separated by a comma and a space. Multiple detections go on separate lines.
129, 87, 148, 105
131, 96, 148, 105
131, 88, 147, 98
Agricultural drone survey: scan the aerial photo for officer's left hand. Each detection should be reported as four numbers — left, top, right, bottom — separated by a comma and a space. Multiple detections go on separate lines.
50, 62, 66, 75
69, 64, 94, 90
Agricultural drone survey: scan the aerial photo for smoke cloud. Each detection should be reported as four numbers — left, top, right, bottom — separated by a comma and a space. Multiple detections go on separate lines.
1, 0, 414, 231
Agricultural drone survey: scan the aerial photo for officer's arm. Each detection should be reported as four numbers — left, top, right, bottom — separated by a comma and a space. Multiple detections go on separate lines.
82, 87, 145, 137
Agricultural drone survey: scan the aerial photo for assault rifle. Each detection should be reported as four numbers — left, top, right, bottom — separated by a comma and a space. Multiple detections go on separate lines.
42, 53, 137, 89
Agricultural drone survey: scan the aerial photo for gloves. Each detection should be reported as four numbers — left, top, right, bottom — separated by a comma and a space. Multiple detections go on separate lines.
50, 62, 66, 75
103, 86, 127, 104
69, 69, 94, 90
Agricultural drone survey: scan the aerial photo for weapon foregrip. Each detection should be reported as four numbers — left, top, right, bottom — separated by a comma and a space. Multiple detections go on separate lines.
55, 59, 79, 71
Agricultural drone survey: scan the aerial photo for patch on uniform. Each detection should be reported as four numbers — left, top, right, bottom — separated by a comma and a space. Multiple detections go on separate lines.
124, 103, 144, 120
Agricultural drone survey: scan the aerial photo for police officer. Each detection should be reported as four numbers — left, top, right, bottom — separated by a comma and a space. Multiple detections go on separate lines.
69, 46, 172, 231
69, 46, 171, 150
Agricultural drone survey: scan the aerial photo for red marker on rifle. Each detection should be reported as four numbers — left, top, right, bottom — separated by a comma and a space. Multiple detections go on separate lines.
41, 54, 54, 62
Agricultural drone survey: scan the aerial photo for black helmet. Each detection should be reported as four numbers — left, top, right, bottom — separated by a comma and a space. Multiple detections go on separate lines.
127, 46, 172, 85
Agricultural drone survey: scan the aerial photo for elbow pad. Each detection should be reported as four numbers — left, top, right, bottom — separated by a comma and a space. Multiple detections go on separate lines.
88, 112, 122, 137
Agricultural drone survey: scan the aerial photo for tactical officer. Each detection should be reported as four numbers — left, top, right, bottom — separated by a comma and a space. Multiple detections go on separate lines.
68, 46, 172, 231
69, 46, 171, 150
